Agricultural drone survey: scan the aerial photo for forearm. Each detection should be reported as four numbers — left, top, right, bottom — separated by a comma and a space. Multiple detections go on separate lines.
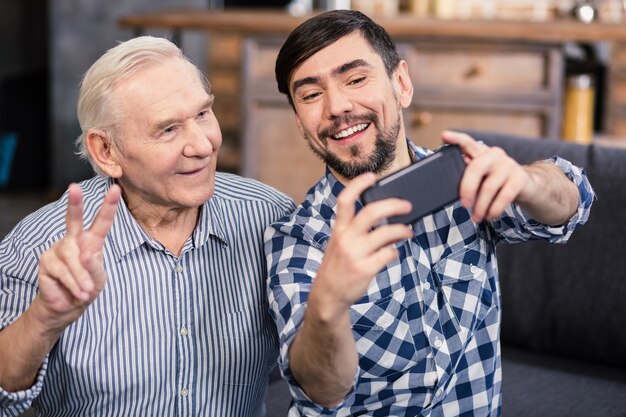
0, 298, 63, 392
289, 289, 358, 408
517, 161, 579, 226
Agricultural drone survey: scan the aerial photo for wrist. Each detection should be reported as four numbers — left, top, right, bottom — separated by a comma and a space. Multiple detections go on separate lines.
307, 283, 352, 326
26, 297, 68, 342
516, 163, 545, 205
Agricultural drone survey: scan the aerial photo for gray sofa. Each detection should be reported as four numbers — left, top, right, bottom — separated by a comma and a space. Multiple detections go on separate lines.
476, 131, 626, 417
265, 132, 626, 417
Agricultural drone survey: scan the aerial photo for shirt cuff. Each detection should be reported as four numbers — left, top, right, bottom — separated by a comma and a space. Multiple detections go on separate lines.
0, 356, 47, 413
280, 355, 359, 415
508, 156, 595, 243
278, 321, 360, 414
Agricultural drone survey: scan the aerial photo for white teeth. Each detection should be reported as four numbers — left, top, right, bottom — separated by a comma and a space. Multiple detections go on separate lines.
333, 123, 368, 139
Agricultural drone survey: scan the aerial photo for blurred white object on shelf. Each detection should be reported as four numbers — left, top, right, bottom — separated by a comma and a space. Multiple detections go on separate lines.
351, 0, 400, 17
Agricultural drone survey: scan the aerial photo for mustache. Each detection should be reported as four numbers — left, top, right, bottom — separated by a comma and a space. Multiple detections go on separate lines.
318, 113, 378, 140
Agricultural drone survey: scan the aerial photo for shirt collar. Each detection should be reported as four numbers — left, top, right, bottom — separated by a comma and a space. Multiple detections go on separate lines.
107, 179, 229, 261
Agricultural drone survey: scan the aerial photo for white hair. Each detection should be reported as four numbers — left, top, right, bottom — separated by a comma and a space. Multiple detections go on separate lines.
75, 36, 209, 176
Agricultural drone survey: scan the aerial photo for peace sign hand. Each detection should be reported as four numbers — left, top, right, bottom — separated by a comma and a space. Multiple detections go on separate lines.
36, 183, 121, 333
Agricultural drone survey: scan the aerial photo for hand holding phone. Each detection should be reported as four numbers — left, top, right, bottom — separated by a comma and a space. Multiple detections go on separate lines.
361, 145, 466, 224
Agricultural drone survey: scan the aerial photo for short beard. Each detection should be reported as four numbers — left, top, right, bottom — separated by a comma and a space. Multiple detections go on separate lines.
307, 112, 401, 180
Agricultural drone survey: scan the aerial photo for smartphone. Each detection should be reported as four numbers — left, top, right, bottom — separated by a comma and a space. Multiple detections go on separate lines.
361, 145, 466, 224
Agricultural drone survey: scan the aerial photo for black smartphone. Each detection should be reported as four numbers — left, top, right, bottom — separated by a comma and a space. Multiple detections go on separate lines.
361, 145, 466, 224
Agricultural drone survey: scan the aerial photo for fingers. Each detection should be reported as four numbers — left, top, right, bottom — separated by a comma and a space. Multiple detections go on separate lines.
89, 184, 121, 239
65, 184, 84, 238
42, 184, 121, 304
357, 245, 400, 277
335, 173, 377, 232
40, 240, 92, 301
353, 198, 412, 234
364, 223, 413, 254
441, 130, 486, 159
457, 143, 527, 222
79, 185, 120, 290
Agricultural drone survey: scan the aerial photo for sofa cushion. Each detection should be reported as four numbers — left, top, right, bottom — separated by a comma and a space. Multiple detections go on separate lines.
465, 131, 626, 368
502, 345, 626, 417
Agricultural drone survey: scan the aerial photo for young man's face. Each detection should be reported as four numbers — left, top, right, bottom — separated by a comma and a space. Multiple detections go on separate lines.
289, 32, 413, 182
108, 57, 222, 213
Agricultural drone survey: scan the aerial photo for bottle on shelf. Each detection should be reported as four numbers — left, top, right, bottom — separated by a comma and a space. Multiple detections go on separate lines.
562, 73, 595, 144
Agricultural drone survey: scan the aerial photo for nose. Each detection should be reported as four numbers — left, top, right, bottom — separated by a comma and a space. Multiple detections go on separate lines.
183, 119, 221, 158
324, 84, 353, 118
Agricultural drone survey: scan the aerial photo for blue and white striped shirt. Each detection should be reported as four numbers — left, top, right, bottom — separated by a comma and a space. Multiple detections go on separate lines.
265, 139, 595, 416
0, 173, 296, 417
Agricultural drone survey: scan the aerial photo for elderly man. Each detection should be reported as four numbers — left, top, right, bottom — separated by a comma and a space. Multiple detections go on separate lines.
0, 36, 294, 416
265, 10, 595, 416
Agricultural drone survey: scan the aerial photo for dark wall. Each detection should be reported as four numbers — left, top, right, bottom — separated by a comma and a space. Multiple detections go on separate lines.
49, 0, 207, 192
0, 0, 49, 191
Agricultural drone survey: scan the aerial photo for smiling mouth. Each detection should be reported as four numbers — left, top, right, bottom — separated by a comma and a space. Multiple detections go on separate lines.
179, 166, 207, 176
331, 123, 370, 140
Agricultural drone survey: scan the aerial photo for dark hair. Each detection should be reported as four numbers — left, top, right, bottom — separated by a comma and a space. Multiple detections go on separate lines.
275, 10, 401, 108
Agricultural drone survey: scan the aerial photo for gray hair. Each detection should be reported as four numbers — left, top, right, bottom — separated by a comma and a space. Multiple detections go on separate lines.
75, 36, 209, 176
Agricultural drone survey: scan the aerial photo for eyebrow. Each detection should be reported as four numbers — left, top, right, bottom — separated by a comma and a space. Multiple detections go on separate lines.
153, 95, 214, 133
291, 59, 374, 95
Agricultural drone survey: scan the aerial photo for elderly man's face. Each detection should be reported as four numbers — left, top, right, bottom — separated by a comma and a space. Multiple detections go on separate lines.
109, 57, 222, 212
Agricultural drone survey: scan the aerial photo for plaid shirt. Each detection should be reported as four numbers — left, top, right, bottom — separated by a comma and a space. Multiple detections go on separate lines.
265, 140, 594, 417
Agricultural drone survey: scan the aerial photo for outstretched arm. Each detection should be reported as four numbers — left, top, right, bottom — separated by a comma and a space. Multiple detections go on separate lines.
288, 174, 413, 408
443, 131, 579, 226
0, 183, 121, 392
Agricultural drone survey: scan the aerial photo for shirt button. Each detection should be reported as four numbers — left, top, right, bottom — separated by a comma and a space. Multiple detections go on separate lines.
180, 387, 188, 397
375, 315, 392, 328
470, 264, 478, 274
434, 338, 443, 348
422, 281, 431, 290
175, 264, 183, 273
180, 327, 188, 336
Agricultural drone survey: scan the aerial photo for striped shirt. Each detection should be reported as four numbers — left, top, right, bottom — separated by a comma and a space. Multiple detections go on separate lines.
265, 139, 595, 416
0, 173, 295, 417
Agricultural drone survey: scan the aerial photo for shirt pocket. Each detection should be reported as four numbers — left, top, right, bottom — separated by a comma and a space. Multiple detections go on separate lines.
349, 287, 418, 378
219, 305, 269, 387
432, 240, 493, 335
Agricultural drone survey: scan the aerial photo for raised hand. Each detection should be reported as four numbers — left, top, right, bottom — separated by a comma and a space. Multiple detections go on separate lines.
289, 174, 414, 405
442, 131, 532, 223
36, 183, 121, 332
313, 173, 414, 315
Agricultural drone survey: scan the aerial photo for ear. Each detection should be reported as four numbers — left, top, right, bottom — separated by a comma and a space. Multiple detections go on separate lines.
86, 129, 123, 178
393, 60, 414, 109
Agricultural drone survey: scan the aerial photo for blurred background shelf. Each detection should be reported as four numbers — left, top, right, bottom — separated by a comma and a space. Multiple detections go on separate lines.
120, 8, 626, 201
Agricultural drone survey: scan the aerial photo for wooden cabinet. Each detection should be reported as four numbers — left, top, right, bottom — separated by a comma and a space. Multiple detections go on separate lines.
606, 42, 626, 136
242, 37, 323, 203
207, 33, 243, 172
399, 40, 562, 149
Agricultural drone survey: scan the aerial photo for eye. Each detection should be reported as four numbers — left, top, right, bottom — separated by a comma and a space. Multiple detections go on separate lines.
348, 76, 366, 86
196, 109, 211, 119
301, 91, 321, 102
158, 124, 180, 139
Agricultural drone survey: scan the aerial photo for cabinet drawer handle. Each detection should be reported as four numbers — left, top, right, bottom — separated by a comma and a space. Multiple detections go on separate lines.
411, 111, 432, 127
464, 64, 483, 79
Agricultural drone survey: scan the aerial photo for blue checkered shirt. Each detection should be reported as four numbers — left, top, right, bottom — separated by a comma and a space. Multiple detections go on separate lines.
265, 140, 594, 416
